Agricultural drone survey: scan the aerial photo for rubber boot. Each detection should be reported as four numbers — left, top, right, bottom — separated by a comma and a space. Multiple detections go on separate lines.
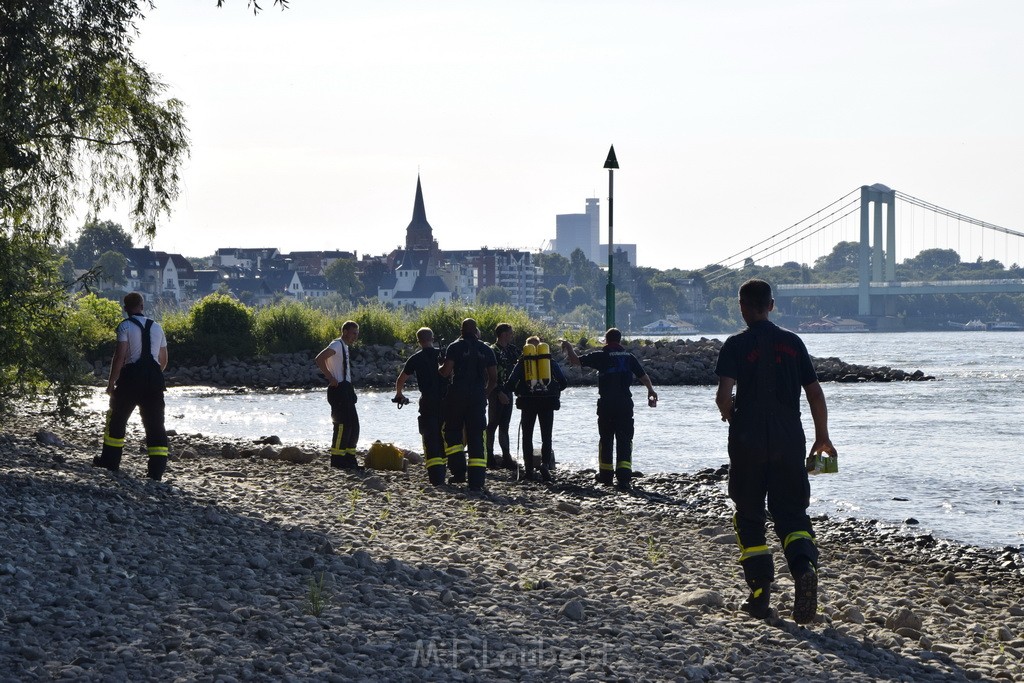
467, 465, 486, 491
448, 451, 467, 484
96, 447, 122, 472
427, 464, 447, 486
147, 457, 167, 481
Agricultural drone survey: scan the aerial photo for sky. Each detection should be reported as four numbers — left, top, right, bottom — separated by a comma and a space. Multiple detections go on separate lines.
98, 0, 1024, 270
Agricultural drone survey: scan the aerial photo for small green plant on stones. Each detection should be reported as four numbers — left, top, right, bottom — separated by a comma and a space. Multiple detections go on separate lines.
425, 524, 437, 537
646, 536, 662, 565
303, 572, 329, 617
522, 578, 536, 591
460, 502, 479, 520
348, 489, 361, 515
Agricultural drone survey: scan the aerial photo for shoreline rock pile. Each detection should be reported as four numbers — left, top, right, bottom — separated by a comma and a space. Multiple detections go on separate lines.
88, 339, 935, 390
1, 402, 1020, 681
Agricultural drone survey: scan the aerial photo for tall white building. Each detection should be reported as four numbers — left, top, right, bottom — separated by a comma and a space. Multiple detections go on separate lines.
553, 198, 599, 263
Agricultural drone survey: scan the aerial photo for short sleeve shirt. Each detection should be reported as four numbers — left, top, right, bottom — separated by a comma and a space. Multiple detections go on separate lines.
715, 320, 817, 415
402, 347, 444, 403
578, 345, 647, 401
323, 339, 352, 383
116, 315, 166, 364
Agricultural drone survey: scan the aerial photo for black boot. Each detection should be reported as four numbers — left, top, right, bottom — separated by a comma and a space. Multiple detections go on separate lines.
467, 466, 486, 491
741, 579, 772, 619
147, 457, 167, 481
427, 464, 447, 486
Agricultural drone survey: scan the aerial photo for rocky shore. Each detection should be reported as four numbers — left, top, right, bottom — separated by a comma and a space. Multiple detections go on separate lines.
88, 339, 936, 390
2, 401, 1021, 682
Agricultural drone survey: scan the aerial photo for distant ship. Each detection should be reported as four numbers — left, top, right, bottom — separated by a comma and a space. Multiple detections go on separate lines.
798, 317, 869, 333
641, 318, 699, 336
988, 321, 1023, 331
947, 319, 987, 331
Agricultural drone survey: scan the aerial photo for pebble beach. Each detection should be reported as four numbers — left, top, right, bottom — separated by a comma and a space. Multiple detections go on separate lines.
2, 401, 1023, 682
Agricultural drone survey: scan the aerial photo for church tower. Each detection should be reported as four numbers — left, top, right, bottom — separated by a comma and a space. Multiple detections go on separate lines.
405, 175, 434, 250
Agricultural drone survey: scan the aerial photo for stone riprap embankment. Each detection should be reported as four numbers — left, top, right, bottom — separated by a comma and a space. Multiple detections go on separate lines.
1, 402, 1021, 681
89, 338, 935, 390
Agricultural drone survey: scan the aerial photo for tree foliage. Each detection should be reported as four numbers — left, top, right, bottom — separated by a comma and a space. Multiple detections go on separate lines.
477, 285, 511, 305
95, 250, 128, 286
1, 0, 190, 411
69, 219, 133, 267
1, 3, 189, 240
323, 258, 363, 301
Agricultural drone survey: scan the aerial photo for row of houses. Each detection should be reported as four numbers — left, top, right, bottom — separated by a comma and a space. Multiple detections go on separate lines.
82, 246, 342, 306
85, 177, 551, 311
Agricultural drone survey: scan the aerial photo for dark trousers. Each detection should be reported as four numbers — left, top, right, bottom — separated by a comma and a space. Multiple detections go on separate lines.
485, 392, 514, 465
328, 384, 360, 468
418, 410, 446, 486
97, 387, 168, 480
728, 423, 817, 587
597, 399, 634, 485
520, 406, 554, 473
443, 392, 487, 489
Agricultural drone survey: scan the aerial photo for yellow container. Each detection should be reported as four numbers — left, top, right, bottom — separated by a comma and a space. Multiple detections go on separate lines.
366, 441, 407, 471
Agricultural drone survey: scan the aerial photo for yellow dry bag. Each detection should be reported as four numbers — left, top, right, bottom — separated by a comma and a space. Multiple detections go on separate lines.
366, 440, 407, 471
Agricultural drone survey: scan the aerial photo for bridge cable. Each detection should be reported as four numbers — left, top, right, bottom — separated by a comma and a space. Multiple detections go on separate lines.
699, 188, 860, 279
703, 196, 861, 282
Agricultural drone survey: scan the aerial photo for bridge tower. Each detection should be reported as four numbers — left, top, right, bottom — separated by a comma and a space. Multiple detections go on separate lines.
859, 184, 897, 315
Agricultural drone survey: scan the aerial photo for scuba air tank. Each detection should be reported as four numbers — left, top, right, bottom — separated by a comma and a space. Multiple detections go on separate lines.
522, 343, 537, 383
535, 343, 552, 388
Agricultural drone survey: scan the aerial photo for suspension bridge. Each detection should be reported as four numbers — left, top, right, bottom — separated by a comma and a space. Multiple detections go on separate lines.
702, 184, 1024, 316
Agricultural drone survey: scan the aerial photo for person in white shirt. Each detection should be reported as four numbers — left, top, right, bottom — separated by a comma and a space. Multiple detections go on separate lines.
315, 320, 361, 468
95, 292, 170, 480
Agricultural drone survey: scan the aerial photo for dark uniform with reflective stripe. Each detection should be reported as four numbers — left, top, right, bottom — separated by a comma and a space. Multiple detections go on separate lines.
401, 346, 447, 485
442, 337, 496, 489
578, 344, 647, 487
97, 316, 169, 480
715, 319, 819, 589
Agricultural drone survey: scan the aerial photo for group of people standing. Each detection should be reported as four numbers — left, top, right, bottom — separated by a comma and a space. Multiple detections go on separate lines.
390, 318, 656, 493
97, 279, 836, 624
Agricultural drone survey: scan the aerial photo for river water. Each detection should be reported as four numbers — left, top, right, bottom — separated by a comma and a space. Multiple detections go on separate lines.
85, 331, 1024, 549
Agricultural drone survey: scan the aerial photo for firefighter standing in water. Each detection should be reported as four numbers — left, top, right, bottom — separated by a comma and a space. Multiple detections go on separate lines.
393, 327, 448, 485
315, 320, 361, 469
502, 335, 567, 482
439, 318, 497, 492
561, 328, 657, 491
715, 278, 836, 623
96, 292, 170, 480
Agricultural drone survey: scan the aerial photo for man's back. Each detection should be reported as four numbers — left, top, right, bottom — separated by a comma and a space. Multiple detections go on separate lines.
446, 337, 495, 398
716, 320, 816, 419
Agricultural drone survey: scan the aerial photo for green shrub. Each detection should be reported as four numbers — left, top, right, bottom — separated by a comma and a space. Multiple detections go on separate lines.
67, 293, 123, 361
173, 293, 256, 362
344, 302, 408, 346
412, 302, 465, 346
254, 301, 332, 354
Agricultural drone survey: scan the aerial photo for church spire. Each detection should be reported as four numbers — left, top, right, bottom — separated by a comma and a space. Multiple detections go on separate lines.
405, 175, 434, 250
